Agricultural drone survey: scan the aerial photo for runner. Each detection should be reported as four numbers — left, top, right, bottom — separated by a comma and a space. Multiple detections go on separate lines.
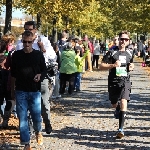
100, 31, 134, 138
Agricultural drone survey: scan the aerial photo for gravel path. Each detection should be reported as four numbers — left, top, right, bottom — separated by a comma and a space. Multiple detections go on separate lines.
1, 59, 150, 150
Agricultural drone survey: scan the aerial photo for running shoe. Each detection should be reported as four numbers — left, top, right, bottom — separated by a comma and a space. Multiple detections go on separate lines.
45, 123, 52, 134
116, 129, 124, 139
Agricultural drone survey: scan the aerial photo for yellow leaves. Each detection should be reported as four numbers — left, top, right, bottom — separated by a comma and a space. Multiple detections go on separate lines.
12, 0, 150, 36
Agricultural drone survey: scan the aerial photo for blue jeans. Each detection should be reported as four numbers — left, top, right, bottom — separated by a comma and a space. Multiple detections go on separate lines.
15, 91, 42, 145
74, 72, 81, 90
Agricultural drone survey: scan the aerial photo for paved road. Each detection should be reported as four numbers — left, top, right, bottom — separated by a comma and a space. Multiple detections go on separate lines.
1, 59, 150, 150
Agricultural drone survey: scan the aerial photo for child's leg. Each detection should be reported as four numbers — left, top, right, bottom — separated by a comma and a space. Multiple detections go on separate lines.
75, 73, 81, 91
74, 73, 77, 90
68, 74, 75, 94
59, 73, 66, 94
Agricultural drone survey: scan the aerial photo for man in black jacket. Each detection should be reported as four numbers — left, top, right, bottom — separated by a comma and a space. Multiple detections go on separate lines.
11, 31, 46, 149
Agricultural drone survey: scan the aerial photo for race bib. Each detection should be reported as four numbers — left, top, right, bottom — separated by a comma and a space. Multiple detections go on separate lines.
119, 56, 126, 63
116, 67, 127, 76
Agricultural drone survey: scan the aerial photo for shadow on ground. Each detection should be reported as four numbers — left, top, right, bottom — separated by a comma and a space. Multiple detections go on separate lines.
44, 127, 150, 149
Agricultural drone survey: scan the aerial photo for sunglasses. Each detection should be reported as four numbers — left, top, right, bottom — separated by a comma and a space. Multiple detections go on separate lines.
24, 29, 34, 31
120, 38, 129, 42
22, 40, 33, 43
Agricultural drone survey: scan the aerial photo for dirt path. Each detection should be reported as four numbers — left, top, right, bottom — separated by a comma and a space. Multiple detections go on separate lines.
0, 58, 150, 150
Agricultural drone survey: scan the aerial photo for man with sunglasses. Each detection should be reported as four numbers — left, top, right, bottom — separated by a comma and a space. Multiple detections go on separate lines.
16, 21, 56, 135
11, 31, 46, 149
100, 31, 134, 139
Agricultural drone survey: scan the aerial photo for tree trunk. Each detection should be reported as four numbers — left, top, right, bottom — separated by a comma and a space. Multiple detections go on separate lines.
37, 13, 41, 31
4, 0, 12, 34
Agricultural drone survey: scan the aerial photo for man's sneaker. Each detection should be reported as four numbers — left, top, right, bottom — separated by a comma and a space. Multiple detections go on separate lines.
76, 89, 81, 92
56, 95, 61, 98
114, 110, 120, 119
45, 124, 52, 134
23, 144, 32, 150
116, 129, 124, 139
52, 95, 56, 99
35, 132, 43, 145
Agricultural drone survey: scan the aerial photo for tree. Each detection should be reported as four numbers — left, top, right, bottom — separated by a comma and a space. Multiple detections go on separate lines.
12, 0, 150, 38
4, 0, 12, 34
11, 26, 24, 38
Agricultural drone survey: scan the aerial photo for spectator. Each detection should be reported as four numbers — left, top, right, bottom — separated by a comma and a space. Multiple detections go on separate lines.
11, 31, 47, 149
16, 21, 56, 135
137, 40, 143, 57
74, 48, 89, 92
82, 35, 93, 72
59, 38, 77, 95
52, 43, 61, 99
57, 31, 68, 52
92, 40, 100, 69
0, 35, 16, 129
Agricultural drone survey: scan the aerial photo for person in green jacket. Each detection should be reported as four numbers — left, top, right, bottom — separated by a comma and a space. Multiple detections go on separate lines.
74, 48, 89, 92
59, 39, 77, 95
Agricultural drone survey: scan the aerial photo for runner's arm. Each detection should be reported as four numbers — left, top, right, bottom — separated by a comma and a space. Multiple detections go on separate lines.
99, 60, 121, 70
99, 61, 116, 70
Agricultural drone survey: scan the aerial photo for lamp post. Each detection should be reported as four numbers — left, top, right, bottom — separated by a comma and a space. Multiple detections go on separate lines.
52, 16, 57, 43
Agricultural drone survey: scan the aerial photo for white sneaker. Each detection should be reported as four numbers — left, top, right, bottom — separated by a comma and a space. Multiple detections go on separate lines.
52, 96, 56, 99
56, 95, 61, 98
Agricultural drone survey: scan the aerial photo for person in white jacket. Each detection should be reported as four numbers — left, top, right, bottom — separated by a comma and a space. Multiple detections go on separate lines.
92, 40, 100, 69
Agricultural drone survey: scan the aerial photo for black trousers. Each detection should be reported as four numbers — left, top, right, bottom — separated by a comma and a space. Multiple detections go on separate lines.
92, 55, 99, 68
0, 70, 12, 111
59, 73, 75, 94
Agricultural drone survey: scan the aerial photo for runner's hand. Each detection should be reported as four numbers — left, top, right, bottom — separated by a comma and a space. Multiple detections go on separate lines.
114, 60, 121, 67
129, 63, 134, 71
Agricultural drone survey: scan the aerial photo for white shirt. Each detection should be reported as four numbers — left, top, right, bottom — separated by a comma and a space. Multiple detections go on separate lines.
93, 43, 100, 55
16, 35, 56, 63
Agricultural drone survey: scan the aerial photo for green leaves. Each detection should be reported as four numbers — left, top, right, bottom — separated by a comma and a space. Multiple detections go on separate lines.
1, 0, 149, 37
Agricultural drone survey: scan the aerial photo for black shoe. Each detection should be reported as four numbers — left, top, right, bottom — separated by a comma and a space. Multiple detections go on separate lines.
45, 124, 52, 134
76, 89, 81, 92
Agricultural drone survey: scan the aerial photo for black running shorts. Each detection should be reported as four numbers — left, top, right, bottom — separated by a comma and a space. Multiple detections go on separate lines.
108, 82, 131, 104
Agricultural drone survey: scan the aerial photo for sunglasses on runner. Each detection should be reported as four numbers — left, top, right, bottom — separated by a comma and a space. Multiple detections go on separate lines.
22, 40, 33, 43
120, 38, 129, 42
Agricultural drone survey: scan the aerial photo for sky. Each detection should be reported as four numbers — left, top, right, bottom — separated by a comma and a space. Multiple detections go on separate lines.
1, 7, 24, 19
12, 9, 24, 18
